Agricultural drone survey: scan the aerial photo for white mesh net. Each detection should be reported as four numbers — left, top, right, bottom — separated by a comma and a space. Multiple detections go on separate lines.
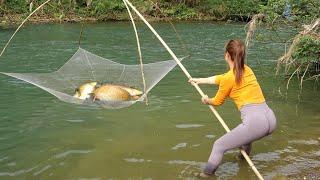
1, 48, 182, 109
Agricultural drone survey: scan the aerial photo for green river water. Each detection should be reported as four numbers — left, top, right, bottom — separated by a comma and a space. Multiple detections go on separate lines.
0, 22, 319, 179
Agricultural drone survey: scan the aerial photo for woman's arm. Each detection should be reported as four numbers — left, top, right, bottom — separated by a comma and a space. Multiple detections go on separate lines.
189, 76, 216, 85
201, 75, 233, 106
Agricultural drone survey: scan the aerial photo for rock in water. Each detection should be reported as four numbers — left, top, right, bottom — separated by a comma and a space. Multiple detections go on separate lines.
73, 82, 97, 100
93, 85, 131, 101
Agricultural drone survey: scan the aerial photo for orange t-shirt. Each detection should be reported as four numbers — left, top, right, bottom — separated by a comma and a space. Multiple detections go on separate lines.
211, 65, 265, 110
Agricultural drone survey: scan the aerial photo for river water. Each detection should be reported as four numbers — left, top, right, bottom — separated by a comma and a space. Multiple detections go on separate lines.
0, 22, 319, 179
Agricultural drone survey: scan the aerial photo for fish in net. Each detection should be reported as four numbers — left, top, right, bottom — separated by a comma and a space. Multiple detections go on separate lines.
0, 48, 183, 109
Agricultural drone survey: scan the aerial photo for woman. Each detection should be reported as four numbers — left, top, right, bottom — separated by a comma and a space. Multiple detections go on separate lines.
189, 39, 277, 177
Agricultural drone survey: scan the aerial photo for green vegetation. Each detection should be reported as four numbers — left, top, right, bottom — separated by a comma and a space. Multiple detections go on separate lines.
260, 0, 320, 25
1, 0, 318, 24
293, 35, 320, 67
290, 34, 320, 83
0, 0, 263, 22
277, 19, 320, 88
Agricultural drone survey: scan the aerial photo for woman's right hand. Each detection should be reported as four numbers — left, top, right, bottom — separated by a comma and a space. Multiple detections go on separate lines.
201, 95, 211, 105
188, 78, 200, 84
188, 76, 216, 85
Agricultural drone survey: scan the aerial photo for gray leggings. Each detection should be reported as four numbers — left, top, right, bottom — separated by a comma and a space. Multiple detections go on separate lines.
204, 102, 277, 174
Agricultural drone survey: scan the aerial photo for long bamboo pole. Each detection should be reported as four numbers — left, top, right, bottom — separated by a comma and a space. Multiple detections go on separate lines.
0, 0, 52, 57
123, 0, 264, 179
122, 0, 148, 105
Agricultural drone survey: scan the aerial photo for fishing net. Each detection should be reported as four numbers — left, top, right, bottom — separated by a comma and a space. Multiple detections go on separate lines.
1, 48, 182, 109
0, 0, 187, 109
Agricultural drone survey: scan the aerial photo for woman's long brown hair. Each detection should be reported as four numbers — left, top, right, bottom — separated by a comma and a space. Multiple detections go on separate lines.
225, 39, 246, 85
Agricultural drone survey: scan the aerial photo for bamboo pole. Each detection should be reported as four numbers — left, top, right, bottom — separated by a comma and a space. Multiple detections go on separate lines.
123, 0, 148, 105
123, 0, 264, 179
0, 0, 52, 57
78, 23, 84, 47
147, 0, 189, 56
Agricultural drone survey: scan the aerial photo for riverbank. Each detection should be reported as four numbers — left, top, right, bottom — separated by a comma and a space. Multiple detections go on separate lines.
0, 12, 252, 29
0, 0, 254, 28
1, 0, 319, 29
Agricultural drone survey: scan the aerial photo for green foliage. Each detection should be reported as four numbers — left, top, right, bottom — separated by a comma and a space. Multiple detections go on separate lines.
91, 0, 125, 15
125, 0, 153, 15
293, 35, 320, 64
3, 0, 29, 13
227, 0, 261, 15
199, 0, 261, 19
259, 0, 320, 24
163, 3, 197, 19
291, 0, 320, 23
1, 0, 318, 23
259, 0, 286, 23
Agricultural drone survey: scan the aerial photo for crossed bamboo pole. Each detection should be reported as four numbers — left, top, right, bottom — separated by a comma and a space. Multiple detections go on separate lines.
123, 0, 264, 179
123, 0, 148, 105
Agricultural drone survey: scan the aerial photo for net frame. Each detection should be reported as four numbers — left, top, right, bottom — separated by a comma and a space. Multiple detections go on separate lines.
1, 48, 183, 109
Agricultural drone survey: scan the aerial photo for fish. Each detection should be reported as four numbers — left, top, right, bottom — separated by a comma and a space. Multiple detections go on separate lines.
93, 85, 131, 101
73, 82, 97, 100
97, 84, 143, 101
108, 84, 143, 96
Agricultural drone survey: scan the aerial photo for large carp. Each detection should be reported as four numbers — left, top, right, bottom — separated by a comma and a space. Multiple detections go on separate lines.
73, 82, 143, 101
73, 82, 97, 100
93, 85, 131, 101
114, 85, 143, 96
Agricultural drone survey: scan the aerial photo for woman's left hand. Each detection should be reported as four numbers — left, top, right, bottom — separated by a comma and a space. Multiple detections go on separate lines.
201, 95, 211, 105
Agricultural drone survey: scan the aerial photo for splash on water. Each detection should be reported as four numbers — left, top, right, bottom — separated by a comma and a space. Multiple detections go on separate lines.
124, 158, 152, 163
171, 143, 187, 150
175, 124, 204, 129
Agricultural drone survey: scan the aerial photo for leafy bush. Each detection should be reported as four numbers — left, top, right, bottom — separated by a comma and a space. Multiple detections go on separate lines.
91, 0, 126, 16
163, 3, 197, 19
1, 0, 318, 23
197, 0, 262, 20
259, 0, 320, 24
259, 0, 286, 23
278, 32, 320, 86
3, 0, 29, 13
293, 35, 320, 65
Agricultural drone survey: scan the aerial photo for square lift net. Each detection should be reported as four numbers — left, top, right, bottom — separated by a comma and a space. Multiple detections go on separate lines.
1, 48, 182, 109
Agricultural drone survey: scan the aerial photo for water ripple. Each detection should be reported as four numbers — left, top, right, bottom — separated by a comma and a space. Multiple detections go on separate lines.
33, 165, 51, 176
0, 170, 25, 177
54, 149, 93, 159
167, 160, 205, 168
275, 146, 299, 154
0, 156, 8, 162
215, 162, 239, 178
123, 158, 152, 163
288, 139, 319, 145
205, 134, 215, 139
171, 143, 187, 150
252, 152, 281, 162
0, 165, 37, 177
65, 119, 85, 123
175, 124, 204, 129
